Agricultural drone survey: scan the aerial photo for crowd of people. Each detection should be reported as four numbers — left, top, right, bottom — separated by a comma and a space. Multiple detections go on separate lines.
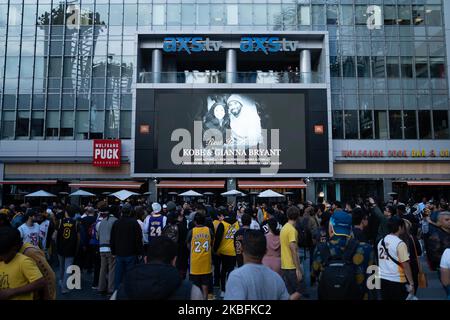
0, 195, 449, 300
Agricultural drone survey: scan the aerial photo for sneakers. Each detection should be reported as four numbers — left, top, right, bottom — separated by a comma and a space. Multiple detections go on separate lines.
207, 293, 214, 300
220, 291, 225, 298
92, 286, 98, 290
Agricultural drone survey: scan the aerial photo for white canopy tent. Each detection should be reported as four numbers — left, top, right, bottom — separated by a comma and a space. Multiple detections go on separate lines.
109, 190, 140, 201
221, 189, 246, 197
257, 189, 285, 198
69, 190, 96, 197
25, 190, 57, 198
178, 190, 203, 197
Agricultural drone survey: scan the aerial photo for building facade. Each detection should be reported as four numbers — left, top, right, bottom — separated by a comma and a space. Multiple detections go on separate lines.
0, 0, 449, 204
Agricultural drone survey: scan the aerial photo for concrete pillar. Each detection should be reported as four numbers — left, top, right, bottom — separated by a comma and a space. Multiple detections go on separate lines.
0, 163, 4, 206
151, 49, 163, 83
149, 179, 158, 203
383, 178, 393, 203
300, 49, 312, 83
335, 182, 341, 202
226, 49, 237, 83
305, 179, 316, 202
226, 178, 237, 205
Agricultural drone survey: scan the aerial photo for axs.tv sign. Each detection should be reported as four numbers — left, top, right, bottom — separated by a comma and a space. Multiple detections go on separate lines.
163, 37, 302, 55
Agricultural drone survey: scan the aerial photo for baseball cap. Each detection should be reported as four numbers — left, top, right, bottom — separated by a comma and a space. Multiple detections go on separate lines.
152, 202, 161, 213
162, 204, 167, 209
330, 210, 352, 237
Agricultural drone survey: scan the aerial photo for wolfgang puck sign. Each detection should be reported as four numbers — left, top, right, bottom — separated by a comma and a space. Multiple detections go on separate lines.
93, 140, 121, 167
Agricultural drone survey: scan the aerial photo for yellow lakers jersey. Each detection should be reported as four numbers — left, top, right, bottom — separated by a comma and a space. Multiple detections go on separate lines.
217, 221, 239, 256
190, 226, 212, 275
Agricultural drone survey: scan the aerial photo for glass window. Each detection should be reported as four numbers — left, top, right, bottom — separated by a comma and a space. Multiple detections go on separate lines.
46, 111, 59, 138
298, 5, 310, 26
426, 5, 442, 26
360, 110, 374, 139
412, 6, 425, 26
211, 4, 225, 26
371, 57, 385, 78
415, 57, 429, 78
124, 4, 137, 27
138, 4, 151, 26
76, 111, 89, 139
433, 110, 449, 139
0, 4, 7, 26
109, 5, 123, 26
105, 110, 119, 139
398, 5, 411, 25
254, 5, 267, 26
344, 110, 358, 139
96, 4, 109, 25
2, 111, 16, 139
312, 5, 325, 25
167, 4, 181, 26
226, 5, 238, 26
120, 111, 131, 139
339, 5, 353, 26
375, 111, 388, 139
327, 5, 338, 25
268, 4, 281, 27
5, 56, 19, 78
386, 57, 400, 78
61, 111, 74, 138
49, 57, 62, 77
330, 56, 341, 77
401, 57, 413, 78
355, 5, 367, 26
332, 111, 343, 139
357, 57, 371, 78
152, 5, 165, 25
384, 5, 397, 25
389, 111, 402, 139
31, 111, 44, 138
8, 5, 22, 26
15, 112, 29, 137
182, 4, 195, 26
342, 56, 355, 78
20, 57, 34, 78
196, 4, 209, 26
403, 110, 417, 139
90, 110, 104, 139
418, 110, 432, 139
430, 57, 445, 79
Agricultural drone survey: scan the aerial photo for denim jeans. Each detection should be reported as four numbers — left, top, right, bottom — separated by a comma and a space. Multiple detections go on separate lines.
114, 256, 136, 291
58, 255, 74, 293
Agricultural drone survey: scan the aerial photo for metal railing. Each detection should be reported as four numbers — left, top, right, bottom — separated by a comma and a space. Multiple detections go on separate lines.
137, 71, 323, 84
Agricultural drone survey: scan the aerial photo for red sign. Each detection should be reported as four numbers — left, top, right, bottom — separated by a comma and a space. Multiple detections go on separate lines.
93, 140, 121, 167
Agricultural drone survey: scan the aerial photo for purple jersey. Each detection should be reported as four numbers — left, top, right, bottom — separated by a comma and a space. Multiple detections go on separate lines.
148, 215, 164, 242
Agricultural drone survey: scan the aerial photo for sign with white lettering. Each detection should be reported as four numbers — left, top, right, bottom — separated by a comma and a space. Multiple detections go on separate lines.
93, 139, 121, 167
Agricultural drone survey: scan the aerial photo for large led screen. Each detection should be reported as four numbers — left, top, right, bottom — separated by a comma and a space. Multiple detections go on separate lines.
134, 89, 329, 175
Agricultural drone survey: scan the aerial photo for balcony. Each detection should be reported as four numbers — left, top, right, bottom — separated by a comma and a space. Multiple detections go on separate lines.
137, 71, 324, 84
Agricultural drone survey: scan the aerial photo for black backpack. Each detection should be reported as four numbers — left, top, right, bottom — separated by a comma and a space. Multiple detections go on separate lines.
296, 217, 313, 248
317, 239, 361, 300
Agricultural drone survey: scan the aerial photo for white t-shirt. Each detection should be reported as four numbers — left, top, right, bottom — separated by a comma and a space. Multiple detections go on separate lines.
377, 234, 410, 283
18, 223, 41, 247
440, 248, 450, 269
250, 219, 260, 230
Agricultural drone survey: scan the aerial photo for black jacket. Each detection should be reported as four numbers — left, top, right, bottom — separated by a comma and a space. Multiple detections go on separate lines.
213, 216, 238, 253
110, 216, 143, 256
116, 263, 192, 300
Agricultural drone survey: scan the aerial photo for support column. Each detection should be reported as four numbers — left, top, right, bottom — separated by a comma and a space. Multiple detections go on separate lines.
383, 178, 393, 203
226, 49, 237, 84
305, 179, 316, 202
151, 49, 163, 83
335, 182, 341, 202
149, 179, 157, 203
300, 49, 312, 83
226, 178, 237, 205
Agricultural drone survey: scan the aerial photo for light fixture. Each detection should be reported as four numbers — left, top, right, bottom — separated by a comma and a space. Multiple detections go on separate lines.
319, 191, 325, 198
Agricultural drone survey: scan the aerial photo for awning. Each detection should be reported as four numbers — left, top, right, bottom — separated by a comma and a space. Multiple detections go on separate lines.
0, 180, 58, 185
238, 180, 307, 189
157, 180, 225, 189
68, 181, 144, 189
404, 181, 450, 187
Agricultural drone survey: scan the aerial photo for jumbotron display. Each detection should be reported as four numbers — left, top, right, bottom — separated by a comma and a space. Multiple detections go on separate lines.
134, 89, 329, 176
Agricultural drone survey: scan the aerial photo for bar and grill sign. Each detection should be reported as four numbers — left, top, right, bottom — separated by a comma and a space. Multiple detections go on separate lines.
93, 140, 121, 167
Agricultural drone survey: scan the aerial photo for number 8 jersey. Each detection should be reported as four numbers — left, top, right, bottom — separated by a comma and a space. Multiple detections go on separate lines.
190, 226, 212, 275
